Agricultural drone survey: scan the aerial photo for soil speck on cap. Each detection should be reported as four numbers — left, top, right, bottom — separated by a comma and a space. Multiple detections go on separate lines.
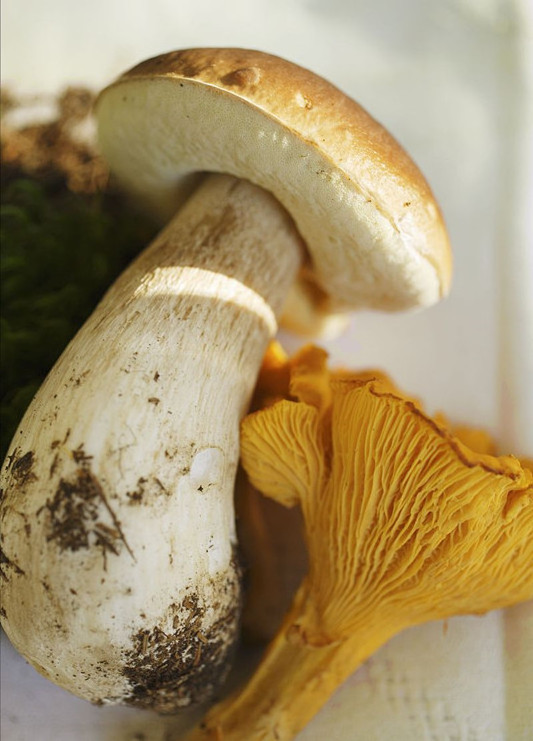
221, 67, 261, 88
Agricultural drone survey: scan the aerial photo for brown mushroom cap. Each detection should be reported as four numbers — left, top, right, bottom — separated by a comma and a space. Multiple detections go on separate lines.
95, 48, 452, 318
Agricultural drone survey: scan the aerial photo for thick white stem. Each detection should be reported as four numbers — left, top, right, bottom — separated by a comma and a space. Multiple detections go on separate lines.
0, 174, 302, 711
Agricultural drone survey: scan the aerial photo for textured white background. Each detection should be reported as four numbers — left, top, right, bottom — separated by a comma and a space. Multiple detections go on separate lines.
1, 0, 532, 739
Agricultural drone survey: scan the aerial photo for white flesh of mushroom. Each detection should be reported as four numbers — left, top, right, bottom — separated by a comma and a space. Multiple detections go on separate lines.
0, 174, 302, 711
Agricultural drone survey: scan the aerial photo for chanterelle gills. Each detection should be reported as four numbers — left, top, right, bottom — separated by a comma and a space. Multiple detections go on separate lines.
0, 48, 452, 711
237, 343, 523, 642
186, 345, 533, 741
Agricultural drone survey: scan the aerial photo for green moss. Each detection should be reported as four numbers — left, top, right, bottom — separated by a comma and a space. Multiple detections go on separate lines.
0, 177, 157, 458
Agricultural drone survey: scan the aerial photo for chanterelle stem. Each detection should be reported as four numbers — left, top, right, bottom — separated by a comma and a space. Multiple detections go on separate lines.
0, 174, 302, 710
186, 585, 395, 741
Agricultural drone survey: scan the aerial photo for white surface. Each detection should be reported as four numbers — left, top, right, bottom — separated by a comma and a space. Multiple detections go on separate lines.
1, 0, 532, 739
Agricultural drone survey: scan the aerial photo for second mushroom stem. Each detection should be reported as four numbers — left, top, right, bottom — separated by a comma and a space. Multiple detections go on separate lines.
187, 585, 397, 740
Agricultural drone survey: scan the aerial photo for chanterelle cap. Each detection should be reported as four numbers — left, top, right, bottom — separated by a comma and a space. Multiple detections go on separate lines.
96, 47, 452, 313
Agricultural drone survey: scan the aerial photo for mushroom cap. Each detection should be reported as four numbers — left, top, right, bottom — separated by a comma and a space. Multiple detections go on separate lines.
95, 47, 452, 315
240, 348, 533, 645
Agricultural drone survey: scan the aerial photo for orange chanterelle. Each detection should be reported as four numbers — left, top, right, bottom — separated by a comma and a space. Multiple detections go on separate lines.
187, 343, 533, 741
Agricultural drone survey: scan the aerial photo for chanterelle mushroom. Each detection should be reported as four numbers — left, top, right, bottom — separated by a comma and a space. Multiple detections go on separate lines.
187, 346, 533, 740
0, 49, 451, 711
238, 343, 513, 642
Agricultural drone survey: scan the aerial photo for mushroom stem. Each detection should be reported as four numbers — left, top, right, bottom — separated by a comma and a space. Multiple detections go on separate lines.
187, 585, 395, 740
0, 173, 303, 709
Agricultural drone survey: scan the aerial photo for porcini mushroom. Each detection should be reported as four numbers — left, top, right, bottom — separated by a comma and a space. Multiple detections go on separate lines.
188, 347, 533, 740
0, 48, 451, 710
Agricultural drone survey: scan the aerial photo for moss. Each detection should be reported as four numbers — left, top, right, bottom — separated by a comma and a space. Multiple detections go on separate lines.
0, 108, 158, 458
